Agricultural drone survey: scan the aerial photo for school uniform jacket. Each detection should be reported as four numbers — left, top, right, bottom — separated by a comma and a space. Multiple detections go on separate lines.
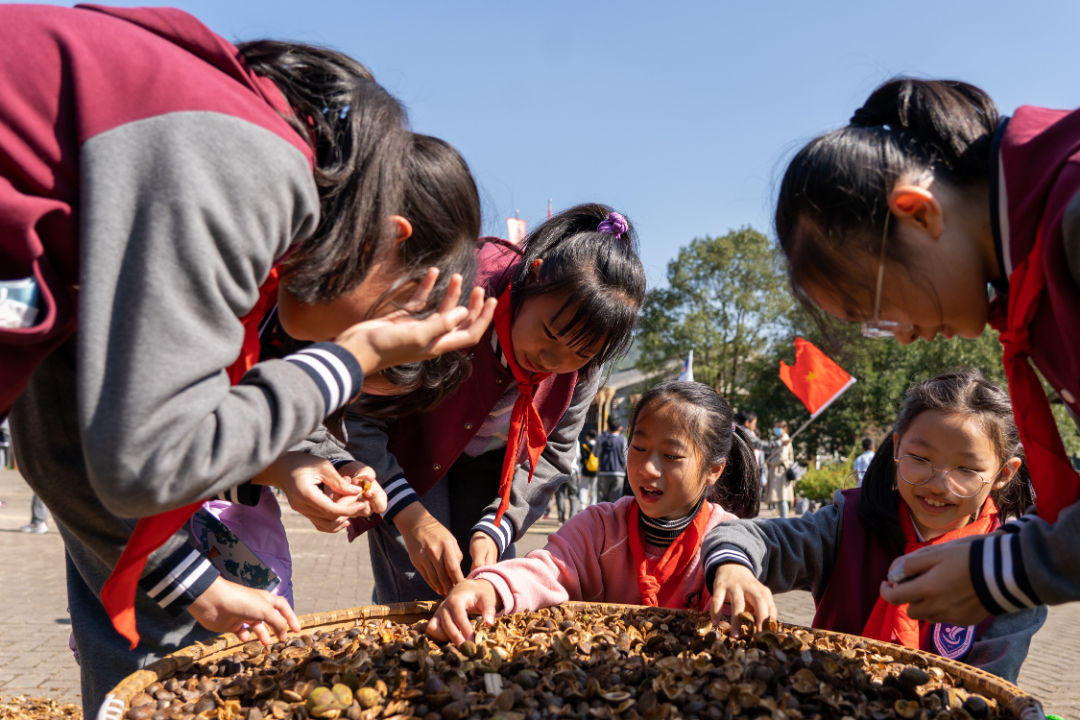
1, 2, 364, 671
972, 105, 1080, 615
701, 490, 1046, 683
346, 241, 596, 556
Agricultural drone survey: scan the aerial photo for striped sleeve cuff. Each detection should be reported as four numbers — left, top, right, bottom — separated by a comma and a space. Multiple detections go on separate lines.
284, 342, 364, 415
139, 545, 220, 616
214, 482, 262, 506
473, 513, 515, 557
381, 474, 420, 522
330, 457, 355, 470
703, 543, 756, 590
970, 534, 1042, 615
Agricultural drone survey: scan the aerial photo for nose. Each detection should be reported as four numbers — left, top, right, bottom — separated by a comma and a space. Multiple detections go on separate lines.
640, 454, 662, 479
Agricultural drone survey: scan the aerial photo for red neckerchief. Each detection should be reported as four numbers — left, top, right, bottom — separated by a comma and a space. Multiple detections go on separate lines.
988, 228, 1080, 524
100, 267, 281, 649
862, 496, 997, 649
492, 285, 551, 526
627, 499, 712, 608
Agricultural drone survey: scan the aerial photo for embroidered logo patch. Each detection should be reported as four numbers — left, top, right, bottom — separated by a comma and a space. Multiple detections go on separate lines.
932, 623, 975, 659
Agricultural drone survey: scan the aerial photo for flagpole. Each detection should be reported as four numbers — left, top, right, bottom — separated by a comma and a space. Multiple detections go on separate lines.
763, 379, 856, 464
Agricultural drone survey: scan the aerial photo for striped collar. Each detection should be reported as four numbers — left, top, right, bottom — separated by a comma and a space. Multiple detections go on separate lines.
638, 495, 706, 548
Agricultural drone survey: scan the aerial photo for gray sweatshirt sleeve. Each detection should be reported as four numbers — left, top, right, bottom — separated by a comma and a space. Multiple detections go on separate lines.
75, 113, 368, 518
702, 491, 846, 596
473, 370, 601, 555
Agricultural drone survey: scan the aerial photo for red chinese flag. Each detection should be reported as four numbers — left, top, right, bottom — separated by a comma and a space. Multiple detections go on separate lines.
778, 338, 855, 419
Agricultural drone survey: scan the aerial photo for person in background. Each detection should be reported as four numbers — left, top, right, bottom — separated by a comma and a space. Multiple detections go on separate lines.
734, 410, 767, 498
854, 437, 875, 486
579, 429, 599, 506
764, 420, 795, 518
596, 420, 628, 503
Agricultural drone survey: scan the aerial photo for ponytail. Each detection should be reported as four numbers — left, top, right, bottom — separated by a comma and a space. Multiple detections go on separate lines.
708, 425, 761, 519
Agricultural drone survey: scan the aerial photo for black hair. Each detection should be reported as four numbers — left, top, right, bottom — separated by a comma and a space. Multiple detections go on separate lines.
734, 410, 757, 426
629, 381, 760, 519
238, 40, 411, 304
586, 429, 597, 440
344, 132, 482, 416
861, 437, 874, 451
606, 419, 622, 433
774, 78, 999, 322
858, 369, 1033, 554
509, 203, 647, 374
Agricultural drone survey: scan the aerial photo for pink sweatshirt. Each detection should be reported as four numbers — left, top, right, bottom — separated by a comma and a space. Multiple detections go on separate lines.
473, 496, 738, 614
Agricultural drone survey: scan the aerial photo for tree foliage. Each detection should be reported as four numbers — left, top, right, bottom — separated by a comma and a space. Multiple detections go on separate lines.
634, 227, 793, 399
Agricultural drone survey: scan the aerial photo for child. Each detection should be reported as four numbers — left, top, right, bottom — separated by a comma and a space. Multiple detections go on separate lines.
0, 7, 493, 716
703, 370, 1046, 682
770, 76, 1080, 627
346, 204, 647, 602
427, 380, 760, 645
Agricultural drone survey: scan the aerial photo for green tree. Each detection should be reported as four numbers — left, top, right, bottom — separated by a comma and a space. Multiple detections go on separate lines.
634, 227, 792, 399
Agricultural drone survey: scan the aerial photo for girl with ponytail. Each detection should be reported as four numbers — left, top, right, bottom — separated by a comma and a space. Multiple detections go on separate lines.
702, 370, 1044, 682
427, 380, 760, 645
772, 75, 1080, 635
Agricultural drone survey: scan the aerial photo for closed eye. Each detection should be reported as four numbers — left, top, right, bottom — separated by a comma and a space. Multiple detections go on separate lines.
630, 444, 646, 453
664, 454, 684, 461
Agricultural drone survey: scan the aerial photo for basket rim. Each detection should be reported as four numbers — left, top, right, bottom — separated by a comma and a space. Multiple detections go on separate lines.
97, 601, 1045, 720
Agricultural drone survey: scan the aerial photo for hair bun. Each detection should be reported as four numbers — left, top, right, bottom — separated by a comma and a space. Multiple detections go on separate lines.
849, 106, 881, 127
597, 211, 629, 239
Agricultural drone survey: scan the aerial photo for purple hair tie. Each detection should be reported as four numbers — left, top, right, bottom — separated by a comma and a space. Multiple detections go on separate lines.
597, 211, 628, 239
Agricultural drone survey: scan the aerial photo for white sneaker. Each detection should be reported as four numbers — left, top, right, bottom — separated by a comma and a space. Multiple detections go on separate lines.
18, 522, 47, 534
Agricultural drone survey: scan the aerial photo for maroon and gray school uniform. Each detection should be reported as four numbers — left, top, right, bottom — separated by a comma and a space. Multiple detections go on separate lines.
701, 489, 1045, 682
0, 6, 364, 715
345, 242, 598, 601
973, 105, 1080, 616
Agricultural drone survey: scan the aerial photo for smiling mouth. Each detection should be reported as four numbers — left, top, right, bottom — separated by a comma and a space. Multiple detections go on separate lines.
919, 496, 954, 510
639, 487, 663, 498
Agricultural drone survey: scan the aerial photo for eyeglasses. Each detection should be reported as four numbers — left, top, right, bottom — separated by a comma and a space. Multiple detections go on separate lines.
861, 214, 915, 340
893, 454, 1003, 498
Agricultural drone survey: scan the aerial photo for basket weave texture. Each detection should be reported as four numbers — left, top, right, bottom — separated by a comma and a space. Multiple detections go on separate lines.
99, 601, 1045, 720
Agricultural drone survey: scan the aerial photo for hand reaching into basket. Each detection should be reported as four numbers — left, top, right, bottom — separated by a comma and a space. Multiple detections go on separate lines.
393, 503, 465, 596
427, 578, 500, 646
254, 452, 387, 533
187, 577, 301, 645
710, 563, 778, 637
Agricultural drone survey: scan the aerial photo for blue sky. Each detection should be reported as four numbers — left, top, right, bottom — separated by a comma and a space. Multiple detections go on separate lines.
26, 1, 1080, 287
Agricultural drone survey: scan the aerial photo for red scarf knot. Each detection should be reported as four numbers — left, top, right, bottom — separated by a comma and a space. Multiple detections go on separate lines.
627, 499, 711, 610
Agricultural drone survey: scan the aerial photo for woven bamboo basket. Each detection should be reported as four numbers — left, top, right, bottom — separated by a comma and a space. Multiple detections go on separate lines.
97, 601, 1046, 720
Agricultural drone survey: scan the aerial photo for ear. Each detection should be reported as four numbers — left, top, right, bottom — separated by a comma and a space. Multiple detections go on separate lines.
704, 458, 727, 487
892, 431, 900, 456
388, 215, 413, 244
992, 457, 1023, 491
888, 184, 944, 239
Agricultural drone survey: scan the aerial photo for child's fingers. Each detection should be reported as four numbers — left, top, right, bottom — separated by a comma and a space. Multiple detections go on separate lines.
709, 585, 728, 625
443, 554, 466, 590
435, 273, 464, 315
426, 613, 449, 642
728, 588, 747, 637
403, 267, 440, 313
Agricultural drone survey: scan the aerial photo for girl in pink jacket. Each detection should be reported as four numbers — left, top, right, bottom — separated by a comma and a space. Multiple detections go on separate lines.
428, 380, 760, 645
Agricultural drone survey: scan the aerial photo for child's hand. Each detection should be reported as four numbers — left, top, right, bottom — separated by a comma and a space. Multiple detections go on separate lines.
426, 578, 499, 646
333, 461, 388, 517
187, 577, 300, 645
254, 452, 375, 533
879, 540, 987, 625
710, 563, 777, 637
395, 503, 464, 595
335, 270, 498, 375
469, 532, 499, 569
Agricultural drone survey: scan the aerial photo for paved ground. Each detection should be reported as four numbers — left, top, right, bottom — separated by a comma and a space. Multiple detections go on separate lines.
1, 467, 1078, 717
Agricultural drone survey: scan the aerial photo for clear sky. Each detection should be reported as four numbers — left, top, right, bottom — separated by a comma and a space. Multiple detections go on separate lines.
24, 1, 1080, 288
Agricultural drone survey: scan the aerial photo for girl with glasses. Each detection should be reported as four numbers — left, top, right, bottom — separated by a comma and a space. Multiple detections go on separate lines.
769, 76, 1080, 635
702, 370, 1044, 682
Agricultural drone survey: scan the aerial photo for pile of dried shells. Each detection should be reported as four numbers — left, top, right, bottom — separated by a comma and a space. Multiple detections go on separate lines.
124, 606, 1018, 720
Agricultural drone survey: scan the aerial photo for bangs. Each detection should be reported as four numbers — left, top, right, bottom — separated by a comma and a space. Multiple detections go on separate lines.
550, 283, 638, 369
